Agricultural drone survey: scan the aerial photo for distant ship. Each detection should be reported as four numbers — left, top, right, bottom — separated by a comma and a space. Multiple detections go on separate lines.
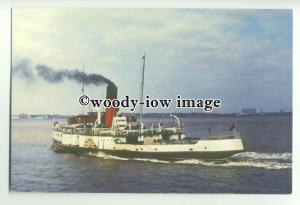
18, 113, 31, 119
52, 55, 244, 160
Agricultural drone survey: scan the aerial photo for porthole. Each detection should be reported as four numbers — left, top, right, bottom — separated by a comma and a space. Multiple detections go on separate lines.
189, 148, 193, 151
204, 147, 207, 149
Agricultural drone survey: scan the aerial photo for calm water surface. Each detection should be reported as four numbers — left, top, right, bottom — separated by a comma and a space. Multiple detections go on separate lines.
10, 114, 292, 193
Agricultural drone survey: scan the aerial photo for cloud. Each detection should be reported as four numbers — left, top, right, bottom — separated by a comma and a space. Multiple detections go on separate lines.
11, 9, 292, 114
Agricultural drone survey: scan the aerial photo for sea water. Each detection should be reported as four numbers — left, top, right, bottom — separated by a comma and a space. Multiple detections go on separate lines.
10, 114, 292, 193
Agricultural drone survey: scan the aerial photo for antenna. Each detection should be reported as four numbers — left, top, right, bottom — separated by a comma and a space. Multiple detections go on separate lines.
140, 53, 146, 125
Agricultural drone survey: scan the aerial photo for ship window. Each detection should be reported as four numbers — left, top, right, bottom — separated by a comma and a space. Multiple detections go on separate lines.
204, 147, 207, 149
189, 148, 193, 151
141, 148, 143, 151
155, 148, 157, 151
136, 148, 139, 151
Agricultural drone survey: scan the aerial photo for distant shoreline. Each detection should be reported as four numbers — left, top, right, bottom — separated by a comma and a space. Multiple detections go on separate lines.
11, 111, 292, 120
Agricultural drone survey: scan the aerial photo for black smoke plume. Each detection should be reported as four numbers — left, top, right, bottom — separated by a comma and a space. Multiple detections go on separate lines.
12, 58, 115, 87
12, 58, 35, 82
36, 64, 115, 87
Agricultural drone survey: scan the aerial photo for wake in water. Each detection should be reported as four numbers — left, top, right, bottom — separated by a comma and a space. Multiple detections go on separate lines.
176, 152, 292, 170
87, 151, 292, 170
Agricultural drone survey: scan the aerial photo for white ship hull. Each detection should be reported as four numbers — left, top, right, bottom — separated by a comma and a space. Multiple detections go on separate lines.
52, 130, 244, 160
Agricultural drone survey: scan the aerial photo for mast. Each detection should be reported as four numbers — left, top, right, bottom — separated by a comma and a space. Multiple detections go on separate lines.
140, 53, 146, 125
234, 119, 237, 137
82, 64, 85, 115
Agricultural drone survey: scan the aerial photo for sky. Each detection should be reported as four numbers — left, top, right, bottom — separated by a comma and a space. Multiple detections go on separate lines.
11, 9, 292, 115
